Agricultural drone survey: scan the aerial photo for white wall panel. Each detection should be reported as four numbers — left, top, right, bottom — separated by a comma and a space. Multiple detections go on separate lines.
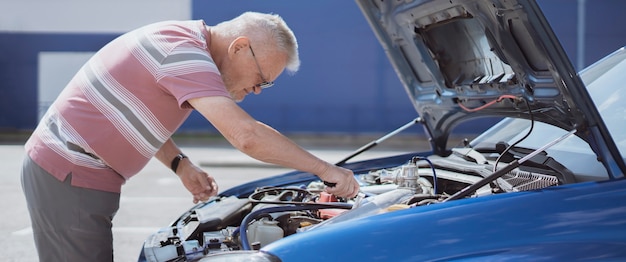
0, 0, 191, 33
38, 52, 94, 120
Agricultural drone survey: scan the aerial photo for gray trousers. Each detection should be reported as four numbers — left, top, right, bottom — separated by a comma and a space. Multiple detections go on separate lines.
21, 156, 120, 262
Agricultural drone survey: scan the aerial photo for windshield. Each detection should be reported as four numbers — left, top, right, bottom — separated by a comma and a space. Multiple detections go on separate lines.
471, 47, 626, 181
581, 47, 626, 157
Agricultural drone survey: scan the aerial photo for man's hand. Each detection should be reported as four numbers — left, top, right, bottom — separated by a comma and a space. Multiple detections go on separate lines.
318, 163, 360, 198
176, 161, 219, 203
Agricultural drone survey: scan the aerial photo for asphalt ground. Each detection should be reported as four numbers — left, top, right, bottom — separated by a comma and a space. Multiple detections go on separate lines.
1, 133, 433, 262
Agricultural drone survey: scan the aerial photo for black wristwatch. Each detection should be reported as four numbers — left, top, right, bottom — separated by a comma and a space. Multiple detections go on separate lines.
171, 153, 188, 173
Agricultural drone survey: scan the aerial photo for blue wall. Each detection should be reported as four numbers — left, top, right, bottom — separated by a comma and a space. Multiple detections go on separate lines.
186, 0, 414, 134
0, 33, 118, 130
1, 0, 625, 136
537, 0, 625, 69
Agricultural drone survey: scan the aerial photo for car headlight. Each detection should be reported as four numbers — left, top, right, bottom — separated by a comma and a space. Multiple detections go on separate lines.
197, 251, 281, 262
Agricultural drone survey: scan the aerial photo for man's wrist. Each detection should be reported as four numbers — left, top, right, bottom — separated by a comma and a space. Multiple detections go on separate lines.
171, 153, 188, 173
314, 161, 332, 180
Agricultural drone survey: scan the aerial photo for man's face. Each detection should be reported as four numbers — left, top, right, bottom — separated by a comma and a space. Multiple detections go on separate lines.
221, 44, 287, 102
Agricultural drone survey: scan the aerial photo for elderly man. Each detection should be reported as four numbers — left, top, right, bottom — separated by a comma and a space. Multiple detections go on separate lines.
21, 12, 359, 261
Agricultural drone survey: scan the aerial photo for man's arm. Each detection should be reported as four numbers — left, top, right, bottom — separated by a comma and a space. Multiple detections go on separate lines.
155, 138, 218, 203
188, 96, 359, 198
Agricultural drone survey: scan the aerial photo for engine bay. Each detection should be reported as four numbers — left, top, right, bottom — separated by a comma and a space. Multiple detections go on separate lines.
142, 146, 572, 262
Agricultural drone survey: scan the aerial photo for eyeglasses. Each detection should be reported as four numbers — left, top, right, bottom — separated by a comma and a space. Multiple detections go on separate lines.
249, 45, 274, 89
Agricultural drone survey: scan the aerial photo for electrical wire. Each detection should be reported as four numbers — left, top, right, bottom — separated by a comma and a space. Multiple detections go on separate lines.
492, 97, 534, 172
457, 94, 535, 172
411, 156, 438, 194
458, 95, 518, 112
248, 187, 314, 202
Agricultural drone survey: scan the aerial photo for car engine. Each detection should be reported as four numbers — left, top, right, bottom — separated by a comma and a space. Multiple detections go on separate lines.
142, 147, 571, 262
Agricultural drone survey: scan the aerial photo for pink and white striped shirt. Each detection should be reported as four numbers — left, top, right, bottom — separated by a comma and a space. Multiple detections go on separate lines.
25, 20, 230, 193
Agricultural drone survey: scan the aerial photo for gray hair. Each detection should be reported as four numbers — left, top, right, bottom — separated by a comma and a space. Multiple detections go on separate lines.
215, 12, 300, 73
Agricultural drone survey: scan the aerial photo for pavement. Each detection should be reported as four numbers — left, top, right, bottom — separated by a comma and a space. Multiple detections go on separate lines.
1, 133, 431, 262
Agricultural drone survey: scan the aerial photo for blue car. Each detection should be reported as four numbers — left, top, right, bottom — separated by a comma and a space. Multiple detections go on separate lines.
139, 0, 626, 261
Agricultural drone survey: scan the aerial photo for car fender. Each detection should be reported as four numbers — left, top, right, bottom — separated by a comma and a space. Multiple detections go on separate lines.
262, 179, 626, 261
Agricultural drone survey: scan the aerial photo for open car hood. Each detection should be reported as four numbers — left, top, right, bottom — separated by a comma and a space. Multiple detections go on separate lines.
355, 0, 600, 154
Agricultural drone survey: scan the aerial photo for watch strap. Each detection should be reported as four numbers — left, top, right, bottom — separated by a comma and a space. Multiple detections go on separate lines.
171, 153, 188, 173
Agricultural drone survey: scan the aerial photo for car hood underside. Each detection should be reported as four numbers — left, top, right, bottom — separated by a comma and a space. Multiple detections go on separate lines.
355, 0, 602, 154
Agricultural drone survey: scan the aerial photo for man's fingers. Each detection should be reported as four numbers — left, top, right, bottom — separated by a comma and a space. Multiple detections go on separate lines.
192, 192, 210, 203
324, 177, 360, 198
196, 173, 212, 191
209, 180, 219, 195
191, 180, 219, 204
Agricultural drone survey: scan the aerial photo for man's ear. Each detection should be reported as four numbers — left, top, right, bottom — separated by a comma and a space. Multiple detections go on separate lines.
227, 37, 250, 59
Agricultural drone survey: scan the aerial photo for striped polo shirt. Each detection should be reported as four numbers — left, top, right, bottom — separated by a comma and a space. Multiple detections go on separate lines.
25, 20, 230, 193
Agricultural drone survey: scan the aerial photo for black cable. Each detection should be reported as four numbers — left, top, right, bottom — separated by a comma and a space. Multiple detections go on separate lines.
248, 187, 313, 203
493, 98, 534, 172
411, 156, 438, 194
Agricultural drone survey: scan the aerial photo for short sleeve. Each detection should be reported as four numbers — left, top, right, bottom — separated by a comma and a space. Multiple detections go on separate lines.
158, 69, 231, 109
156, 43, 232, 109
